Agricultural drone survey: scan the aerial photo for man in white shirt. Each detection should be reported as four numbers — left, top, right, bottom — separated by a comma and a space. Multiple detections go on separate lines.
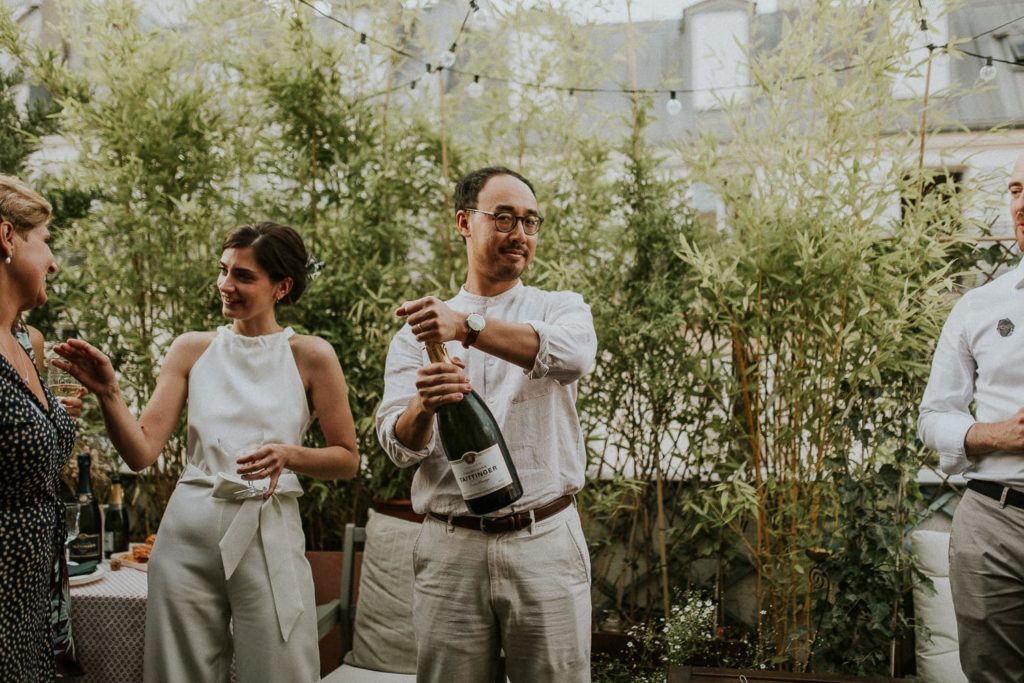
376, 166, 596, 682
918, 154, 1024, 681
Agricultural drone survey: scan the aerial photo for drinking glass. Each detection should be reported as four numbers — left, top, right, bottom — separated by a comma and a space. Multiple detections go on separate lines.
218, 431, 269, 498
47, 360, 82, 399
64, 502, 80, 565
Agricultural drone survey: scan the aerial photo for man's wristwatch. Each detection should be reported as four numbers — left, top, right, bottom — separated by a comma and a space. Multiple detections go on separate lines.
462, 313, 486, 348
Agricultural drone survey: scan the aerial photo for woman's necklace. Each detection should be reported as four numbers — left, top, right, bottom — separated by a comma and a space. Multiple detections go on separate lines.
0, 334, 32, 384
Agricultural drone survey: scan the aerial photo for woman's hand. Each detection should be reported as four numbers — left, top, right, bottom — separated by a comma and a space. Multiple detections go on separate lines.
52, 338, 118, 398
59, 392, 86, 420
236, 444, 293, 499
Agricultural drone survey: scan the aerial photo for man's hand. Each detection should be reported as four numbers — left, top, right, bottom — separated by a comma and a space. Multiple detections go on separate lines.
398, 296, 466, 345
394, 356, 471, 451
414, 357, 471, 415
966, 410, 1024, 458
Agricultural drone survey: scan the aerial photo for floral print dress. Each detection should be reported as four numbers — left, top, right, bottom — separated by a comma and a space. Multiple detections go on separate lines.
0, 346, 76, 682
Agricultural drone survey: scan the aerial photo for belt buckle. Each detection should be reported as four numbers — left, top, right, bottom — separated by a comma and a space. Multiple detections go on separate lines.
480, 512, 524, 533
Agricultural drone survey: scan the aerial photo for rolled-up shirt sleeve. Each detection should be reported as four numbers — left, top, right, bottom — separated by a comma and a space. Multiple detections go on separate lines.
918, 300, 977, 475
524, 292, 597, 384
376, 327, 437, 468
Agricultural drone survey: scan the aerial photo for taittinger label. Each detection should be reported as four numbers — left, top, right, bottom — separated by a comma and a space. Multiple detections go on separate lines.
450, 444, 514, 500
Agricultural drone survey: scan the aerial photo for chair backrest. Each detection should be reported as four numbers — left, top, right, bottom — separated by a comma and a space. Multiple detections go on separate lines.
338, 523, 366, 661
314, 523, 365, 671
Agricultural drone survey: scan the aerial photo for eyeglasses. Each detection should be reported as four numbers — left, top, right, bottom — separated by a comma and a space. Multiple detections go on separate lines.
465, 209, 544, 236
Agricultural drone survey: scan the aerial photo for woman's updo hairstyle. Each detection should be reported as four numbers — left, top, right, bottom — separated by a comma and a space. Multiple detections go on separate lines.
222, 222, 309, 305
0, 174, 51, 233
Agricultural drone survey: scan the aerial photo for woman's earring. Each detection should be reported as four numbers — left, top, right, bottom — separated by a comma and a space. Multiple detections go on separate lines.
3, 255, 10, 265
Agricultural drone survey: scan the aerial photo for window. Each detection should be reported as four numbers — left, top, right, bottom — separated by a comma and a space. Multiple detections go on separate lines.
687, 6, 750, 111
1007, 35, 1024, 65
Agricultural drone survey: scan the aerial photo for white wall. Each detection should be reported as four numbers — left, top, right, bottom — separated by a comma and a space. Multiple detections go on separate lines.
690, 9, 750, 111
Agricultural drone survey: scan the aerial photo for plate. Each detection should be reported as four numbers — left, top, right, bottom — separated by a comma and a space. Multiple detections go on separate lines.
69, 563, 106, 586
110, 545, 150, 572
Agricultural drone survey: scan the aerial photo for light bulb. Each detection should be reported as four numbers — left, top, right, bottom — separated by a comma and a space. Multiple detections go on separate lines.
565, 89, 577, 109
666, 93, 682, 116
440, 48, 457, 69
355, 34, 369, 59
980, 57, 997, 82
917, 18, 938, 50
467, 76, 483, 99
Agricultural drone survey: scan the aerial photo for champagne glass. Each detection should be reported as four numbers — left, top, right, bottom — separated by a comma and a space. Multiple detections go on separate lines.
47, 358, 83, 399
64, 502, 80, 565
217, 431, 269, 497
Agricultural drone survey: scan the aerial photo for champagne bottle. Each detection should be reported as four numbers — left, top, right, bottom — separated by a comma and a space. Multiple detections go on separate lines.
103, 476, 129, 558
68, 453, 103, 563
426, 343, 523, 514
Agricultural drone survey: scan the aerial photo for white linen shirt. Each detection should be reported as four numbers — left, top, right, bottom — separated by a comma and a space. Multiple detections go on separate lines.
918, 259, 1024, 484
376, 282, 597, 516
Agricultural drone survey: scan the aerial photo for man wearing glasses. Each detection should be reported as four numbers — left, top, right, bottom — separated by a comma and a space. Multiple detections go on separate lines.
377, 166, 596, 682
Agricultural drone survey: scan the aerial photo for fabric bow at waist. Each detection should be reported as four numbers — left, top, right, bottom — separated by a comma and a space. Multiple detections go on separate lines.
179, 464, 305, 642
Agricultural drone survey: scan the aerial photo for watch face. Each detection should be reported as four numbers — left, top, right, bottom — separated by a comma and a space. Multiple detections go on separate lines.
467, 313, 485, 332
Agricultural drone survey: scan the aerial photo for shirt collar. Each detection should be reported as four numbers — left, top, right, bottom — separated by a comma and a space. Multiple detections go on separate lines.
453, 281, 524, 307
1014, 258, 1024, 289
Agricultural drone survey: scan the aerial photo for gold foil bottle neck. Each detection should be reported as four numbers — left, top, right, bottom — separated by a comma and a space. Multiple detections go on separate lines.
425, 342, 452, 365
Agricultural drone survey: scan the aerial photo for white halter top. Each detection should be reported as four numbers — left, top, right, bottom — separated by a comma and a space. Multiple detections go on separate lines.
186, 326, 312, 477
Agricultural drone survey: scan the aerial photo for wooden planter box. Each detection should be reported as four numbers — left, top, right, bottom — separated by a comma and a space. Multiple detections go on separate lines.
668, 666, 910, 683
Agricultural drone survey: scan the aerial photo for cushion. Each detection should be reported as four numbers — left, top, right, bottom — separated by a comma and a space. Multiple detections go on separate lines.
344, 508, 421, 673
322, 664, 416, 683
910, 530, 966, 683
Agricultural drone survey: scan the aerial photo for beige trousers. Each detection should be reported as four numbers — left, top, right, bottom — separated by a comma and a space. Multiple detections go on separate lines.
143, 484, 320, 683
949, 487, 1024, 683
412, 504, 592, 683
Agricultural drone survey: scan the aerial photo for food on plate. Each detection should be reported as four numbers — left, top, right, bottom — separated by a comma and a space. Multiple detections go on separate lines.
110, 535, 156, 571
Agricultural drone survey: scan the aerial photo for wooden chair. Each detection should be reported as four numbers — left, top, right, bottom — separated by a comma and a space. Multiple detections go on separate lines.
315, 523, 365, 663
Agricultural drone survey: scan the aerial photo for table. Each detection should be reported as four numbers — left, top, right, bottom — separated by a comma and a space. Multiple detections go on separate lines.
70, 562, 247, 682
70, 561, 148, 683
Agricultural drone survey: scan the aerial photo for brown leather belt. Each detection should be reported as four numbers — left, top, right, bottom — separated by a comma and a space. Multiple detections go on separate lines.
429, 494, 574, 533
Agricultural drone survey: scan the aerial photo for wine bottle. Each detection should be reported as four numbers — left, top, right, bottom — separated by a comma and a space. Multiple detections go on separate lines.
68, 453, 103, 563
103, 477, 129, 558
426, 343, 523, 514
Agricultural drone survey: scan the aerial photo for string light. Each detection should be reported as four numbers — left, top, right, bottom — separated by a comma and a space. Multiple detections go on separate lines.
441, 44, 457, 69
295, 0, 1021, 111
980, 56, 997, 82
917, 17, 940, 52
666, 91, 682, 116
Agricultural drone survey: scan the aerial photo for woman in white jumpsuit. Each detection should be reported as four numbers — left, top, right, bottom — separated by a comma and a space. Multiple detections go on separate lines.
54, 222, 360, 682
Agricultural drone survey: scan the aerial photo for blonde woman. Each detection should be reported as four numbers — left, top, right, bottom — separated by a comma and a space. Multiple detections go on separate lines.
0, 175, 75, 682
